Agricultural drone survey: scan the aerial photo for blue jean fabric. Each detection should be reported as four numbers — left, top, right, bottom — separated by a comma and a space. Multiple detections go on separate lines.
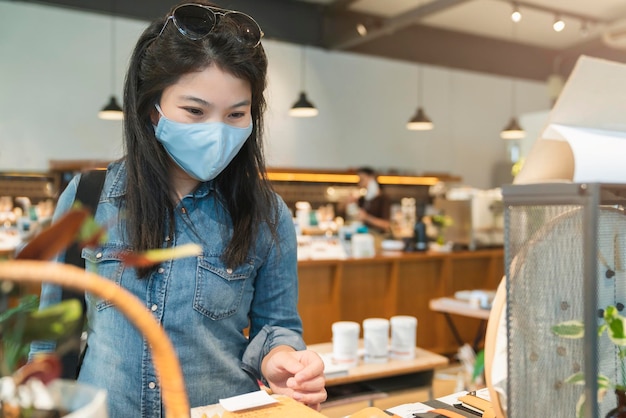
30, 160, 305, 418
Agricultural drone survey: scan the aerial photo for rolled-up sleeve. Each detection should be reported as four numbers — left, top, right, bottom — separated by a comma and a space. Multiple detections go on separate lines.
241, 325, 306, 382
240, 196, 305, 381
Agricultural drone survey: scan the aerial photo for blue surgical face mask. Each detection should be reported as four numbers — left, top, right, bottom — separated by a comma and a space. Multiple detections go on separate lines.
154, 104, 252, 181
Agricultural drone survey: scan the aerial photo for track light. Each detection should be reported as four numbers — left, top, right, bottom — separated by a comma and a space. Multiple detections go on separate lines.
553, 15, 565, 32
356, 23, 367, 36
511, 4, 522, 23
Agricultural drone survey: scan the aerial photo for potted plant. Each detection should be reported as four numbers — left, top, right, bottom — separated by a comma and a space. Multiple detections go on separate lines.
0, 207, 196, 418
552, 305, 626, 418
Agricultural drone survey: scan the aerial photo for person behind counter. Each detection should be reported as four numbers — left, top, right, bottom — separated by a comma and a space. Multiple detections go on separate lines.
29, 1, 326, 416
354, 167, 391, 234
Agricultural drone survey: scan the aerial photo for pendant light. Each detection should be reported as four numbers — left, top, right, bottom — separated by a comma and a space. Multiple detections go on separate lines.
406, 65, 434, 131
500, 21, 524, 139
289, 47, 318, 117
98, 1, 123, 120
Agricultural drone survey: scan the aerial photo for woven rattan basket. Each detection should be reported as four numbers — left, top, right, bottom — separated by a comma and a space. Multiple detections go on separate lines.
0, 259, 190, 418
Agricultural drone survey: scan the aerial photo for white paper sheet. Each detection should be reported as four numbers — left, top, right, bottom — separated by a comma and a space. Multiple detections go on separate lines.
386, 402, 434, 417
547, 124, 626, 183
516, 56, 626, 184
218, 390, 278, 412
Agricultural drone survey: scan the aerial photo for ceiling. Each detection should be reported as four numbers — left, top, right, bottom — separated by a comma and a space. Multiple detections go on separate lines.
17, 0, 626, 82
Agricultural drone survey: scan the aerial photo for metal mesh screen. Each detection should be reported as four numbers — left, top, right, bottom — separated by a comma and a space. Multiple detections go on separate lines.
505, 198, 626, 417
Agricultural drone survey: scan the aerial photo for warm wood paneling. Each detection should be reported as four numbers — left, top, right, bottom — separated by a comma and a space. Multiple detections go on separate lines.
297, 249, 504, 355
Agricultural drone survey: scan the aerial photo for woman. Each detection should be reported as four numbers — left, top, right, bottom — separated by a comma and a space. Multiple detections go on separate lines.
30, 1, 326, 416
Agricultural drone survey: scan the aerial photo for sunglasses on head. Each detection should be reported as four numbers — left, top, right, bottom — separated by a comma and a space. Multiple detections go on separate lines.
159, 3, 264, 47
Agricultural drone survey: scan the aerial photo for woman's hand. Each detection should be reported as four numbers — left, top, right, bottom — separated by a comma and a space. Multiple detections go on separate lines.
261, 346, 327, 410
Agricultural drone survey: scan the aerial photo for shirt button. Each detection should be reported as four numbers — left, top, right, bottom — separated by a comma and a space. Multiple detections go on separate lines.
181, 207, 187, 214
226, 268, 233, 274
96, 252, 102, 259
158, 267, 165, 274
165, 236, 171, 242
151, 304, 158, 312
148, 382, 156, 389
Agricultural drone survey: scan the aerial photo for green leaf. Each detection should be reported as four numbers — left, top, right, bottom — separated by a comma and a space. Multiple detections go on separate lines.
565, 372, 585, 385
19, 299, 83, 342
576, 393, 586, 418
472, 349, 485, 381
552, 320, 584, 339
0, 294, 39, 325
606, 314, 626, 346
119, 243, 202, 268
598, 374, 611, 390
605, 305, 619, 319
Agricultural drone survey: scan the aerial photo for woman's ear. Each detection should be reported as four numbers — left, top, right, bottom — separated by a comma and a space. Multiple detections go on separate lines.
149, 106, 160, 126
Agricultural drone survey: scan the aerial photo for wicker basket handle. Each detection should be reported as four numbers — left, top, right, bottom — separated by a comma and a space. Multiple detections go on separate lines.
0, 260, 190, 418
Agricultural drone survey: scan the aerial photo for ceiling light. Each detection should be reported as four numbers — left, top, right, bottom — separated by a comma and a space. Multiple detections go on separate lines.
407, 107, 434, 131
406, 65, 434, 131
553, 15, 565, 32
289, 47, 318, 118
98, 1, 123, 120
98, 96, 124, 120
289, 92, 319, 117
501, 22, 525, 140
511, 4, 522, 23
356, 23, 368, 36
500, 117, 525, 140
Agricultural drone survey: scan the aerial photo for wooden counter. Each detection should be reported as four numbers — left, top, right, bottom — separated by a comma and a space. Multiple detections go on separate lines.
297, 248, 504, 355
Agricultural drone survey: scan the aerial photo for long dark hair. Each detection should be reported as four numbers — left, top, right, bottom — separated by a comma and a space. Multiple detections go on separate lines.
122, 0, 275, 276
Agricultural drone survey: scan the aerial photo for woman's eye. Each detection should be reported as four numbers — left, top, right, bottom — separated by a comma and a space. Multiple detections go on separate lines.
229, 111, 245, 119
184, 107, 203, 116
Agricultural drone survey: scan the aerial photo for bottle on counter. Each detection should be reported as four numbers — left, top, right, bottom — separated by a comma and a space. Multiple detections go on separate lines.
415, 202, 428, 252
414, 216, 428, 251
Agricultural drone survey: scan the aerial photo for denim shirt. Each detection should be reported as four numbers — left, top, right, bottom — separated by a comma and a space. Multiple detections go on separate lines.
30, 161, 305, 418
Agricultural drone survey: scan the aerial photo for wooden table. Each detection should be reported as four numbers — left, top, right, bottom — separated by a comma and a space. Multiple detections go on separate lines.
308, 341, 449, 408
429, 297, 491, 352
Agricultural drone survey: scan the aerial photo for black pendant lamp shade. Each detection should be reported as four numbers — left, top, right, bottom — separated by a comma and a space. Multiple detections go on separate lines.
406, 106, 434, 131
500, 22, 525, 139
500, 116, 525, 140
406, 63, 433, 131
289, 47, 318, 118
99, 0, 123, 120
289, 92, 318, 117
98, 95, 123, 120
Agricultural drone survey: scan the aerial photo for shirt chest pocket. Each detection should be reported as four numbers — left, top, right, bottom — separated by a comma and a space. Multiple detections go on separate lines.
194, 256, 254, 320
82, 246, 128, 311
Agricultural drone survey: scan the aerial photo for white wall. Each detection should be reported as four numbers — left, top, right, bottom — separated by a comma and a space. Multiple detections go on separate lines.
0, 2, 550, 189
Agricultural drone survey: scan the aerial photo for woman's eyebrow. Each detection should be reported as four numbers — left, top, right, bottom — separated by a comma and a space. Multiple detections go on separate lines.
181, 96, 251, 108
181, 96, 211, 107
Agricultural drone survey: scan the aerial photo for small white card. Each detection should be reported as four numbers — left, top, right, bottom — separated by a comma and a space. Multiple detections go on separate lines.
386, 402, 434, 417
218, 389, 278, 412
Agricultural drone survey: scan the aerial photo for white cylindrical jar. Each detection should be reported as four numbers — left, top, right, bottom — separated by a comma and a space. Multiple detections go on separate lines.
390, 315, 418, 360
331, 321, 360, 367
351, 233, 375, 258
363, 318, 389, 363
